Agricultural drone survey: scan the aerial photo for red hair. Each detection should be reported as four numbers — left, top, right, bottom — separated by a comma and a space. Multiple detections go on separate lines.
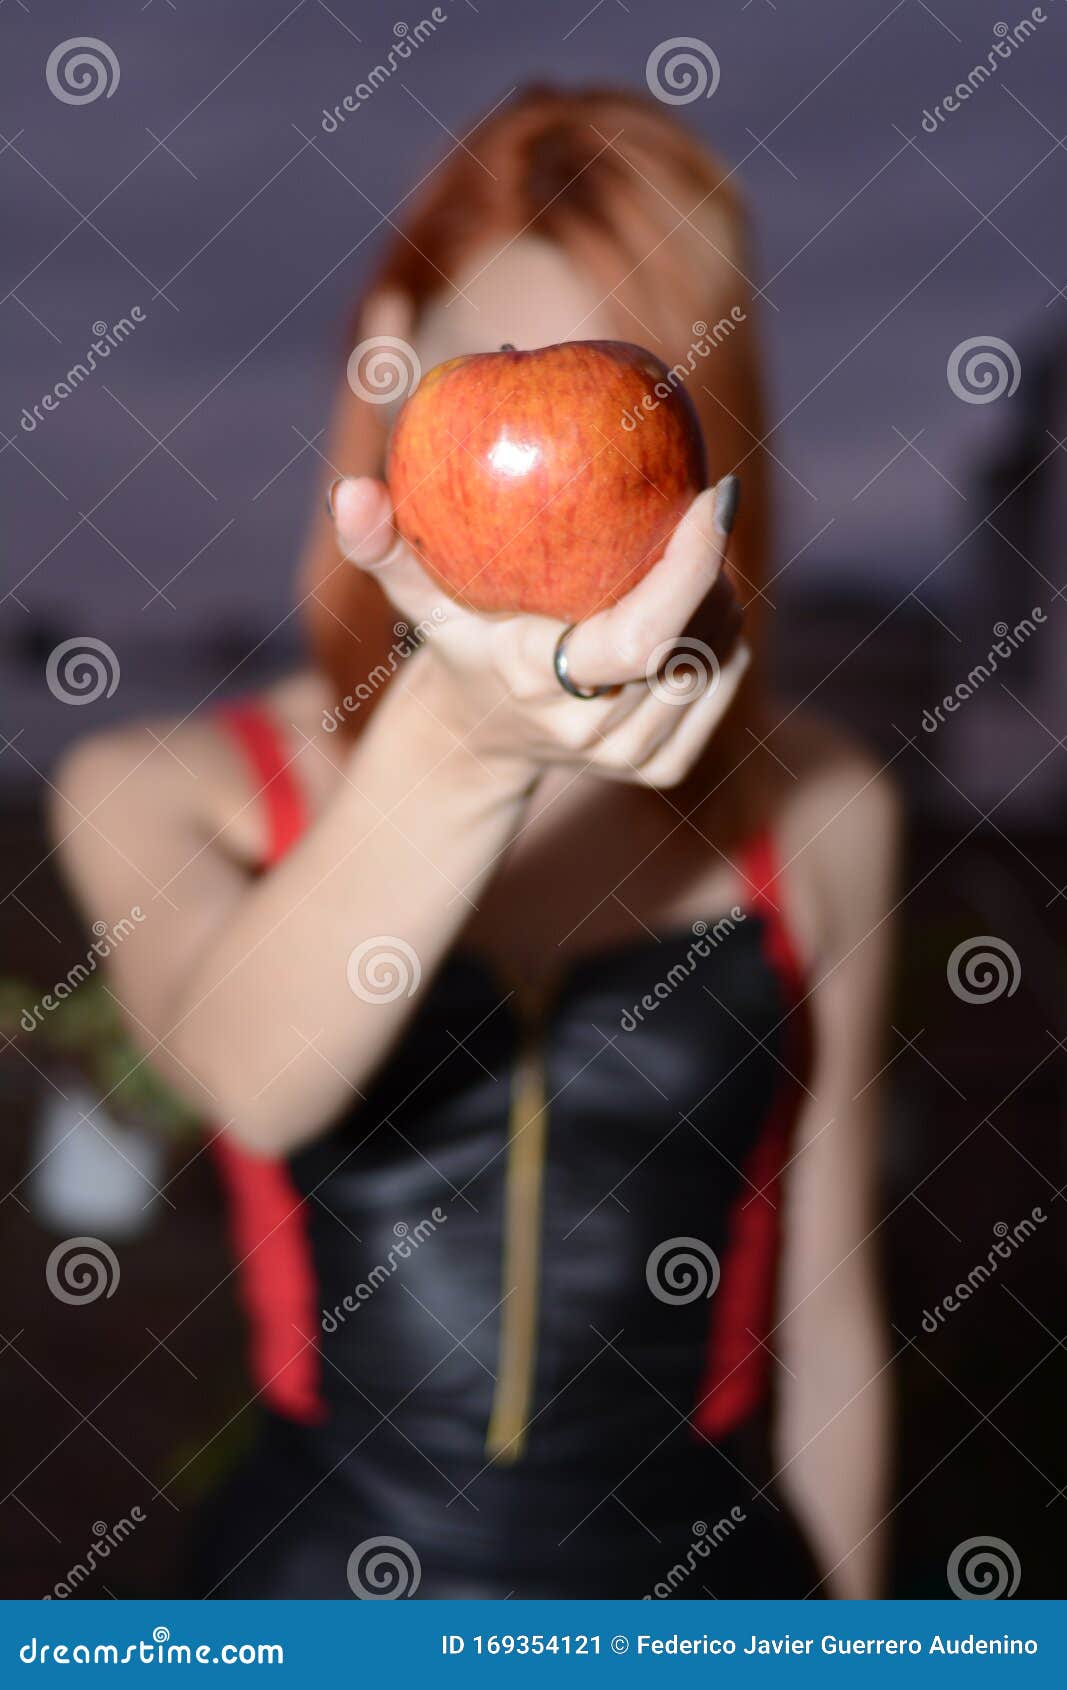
300, 85, 770, 833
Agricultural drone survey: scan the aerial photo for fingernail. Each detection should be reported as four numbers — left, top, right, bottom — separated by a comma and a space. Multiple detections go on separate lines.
713, 474, 741, 538
326, 477, 346, 520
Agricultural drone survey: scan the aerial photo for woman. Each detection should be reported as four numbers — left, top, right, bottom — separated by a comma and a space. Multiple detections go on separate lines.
52, 87, 896, 1599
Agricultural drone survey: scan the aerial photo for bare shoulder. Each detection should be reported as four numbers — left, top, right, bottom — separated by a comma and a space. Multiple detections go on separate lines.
775, 710, 903, 855
771, 710, 904, 962
50, 670, 334, 888
52, 708, 250, 857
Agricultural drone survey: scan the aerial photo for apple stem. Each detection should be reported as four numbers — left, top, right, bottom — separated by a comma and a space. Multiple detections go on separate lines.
500, 343, 516, 352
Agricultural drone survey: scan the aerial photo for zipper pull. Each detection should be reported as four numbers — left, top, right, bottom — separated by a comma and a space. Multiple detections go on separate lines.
484, 975, 554, 1464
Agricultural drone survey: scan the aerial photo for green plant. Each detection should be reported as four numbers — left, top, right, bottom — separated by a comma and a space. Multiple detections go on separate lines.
0, 974, 200, 1138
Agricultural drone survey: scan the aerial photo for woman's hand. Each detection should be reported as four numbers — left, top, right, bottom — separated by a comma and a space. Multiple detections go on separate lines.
328, 475, 749, 790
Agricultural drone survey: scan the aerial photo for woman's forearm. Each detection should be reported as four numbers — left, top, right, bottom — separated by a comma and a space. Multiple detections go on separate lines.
775, 1257, 891, 1598
167, 654, 534, 1152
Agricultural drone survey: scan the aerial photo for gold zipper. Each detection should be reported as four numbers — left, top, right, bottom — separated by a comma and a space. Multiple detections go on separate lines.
485, 982, 551, 1464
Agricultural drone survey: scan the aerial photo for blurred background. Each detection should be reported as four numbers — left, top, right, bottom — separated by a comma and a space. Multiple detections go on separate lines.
2, 0, 1067, 1598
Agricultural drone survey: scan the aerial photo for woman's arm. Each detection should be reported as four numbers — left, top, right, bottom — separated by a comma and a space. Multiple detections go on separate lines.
53, 478, 745, 1156
52, 656, 534, 1155
773, 743, 901, 1598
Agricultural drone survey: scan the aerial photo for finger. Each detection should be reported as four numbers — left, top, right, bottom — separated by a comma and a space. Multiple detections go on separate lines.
329, 475, 402, 570
566, 476, 739, 688
586, 688, 700, 778
581, 648, 723, 774
329, 475, 458, 626
508, 583, 735, 724
588, 639, 746, 773
633, 640, 752, 789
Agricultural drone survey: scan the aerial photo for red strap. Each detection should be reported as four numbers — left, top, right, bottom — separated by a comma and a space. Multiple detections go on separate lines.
694, 829, 811, 1441
210, 1137, 324, 1424
736, 830, 806, 1001
217, 701, 307, 867
694, 1089, 795, 1439
210, 700, 323, 1425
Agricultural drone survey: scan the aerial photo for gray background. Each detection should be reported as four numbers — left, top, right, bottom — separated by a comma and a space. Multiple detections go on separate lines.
2, 0, 1065, 779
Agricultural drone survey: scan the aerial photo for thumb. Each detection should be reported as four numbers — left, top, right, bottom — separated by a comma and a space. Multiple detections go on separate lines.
328, 475, 403, 571
327, 473, 459, 628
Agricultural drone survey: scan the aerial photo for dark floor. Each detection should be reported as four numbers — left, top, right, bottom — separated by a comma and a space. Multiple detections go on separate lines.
1, 798, 255, 1598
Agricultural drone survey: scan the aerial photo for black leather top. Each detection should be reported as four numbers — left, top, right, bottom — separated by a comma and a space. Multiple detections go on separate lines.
190, 917, 820, 1597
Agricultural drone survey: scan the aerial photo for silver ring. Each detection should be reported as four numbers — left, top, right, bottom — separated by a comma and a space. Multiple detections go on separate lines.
553, 624, 614, 699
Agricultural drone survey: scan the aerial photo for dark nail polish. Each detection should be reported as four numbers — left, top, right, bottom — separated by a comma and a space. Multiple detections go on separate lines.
713, 474, 741, 538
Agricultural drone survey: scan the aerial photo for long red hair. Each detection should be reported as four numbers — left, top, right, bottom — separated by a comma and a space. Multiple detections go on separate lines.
300, 85, 771, 836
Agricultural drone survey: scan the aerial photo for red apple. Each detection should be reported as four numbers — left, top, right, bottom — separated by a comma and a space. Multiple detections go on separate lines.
385, 340, 706, 621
